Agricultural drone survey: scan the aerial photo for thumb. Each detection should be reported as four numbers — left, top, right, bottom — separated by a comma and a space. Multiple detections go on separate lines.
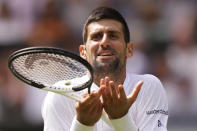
128, 81, 143, 106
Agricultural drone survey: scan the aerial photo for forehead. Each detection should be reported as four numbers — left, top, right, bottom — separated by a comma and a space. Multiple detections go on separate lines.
87, 19, 123, 35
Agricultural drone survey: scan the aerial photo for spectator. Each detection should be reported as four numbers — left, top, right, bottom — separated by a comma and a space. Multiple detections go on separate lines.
27, 0, 73, 51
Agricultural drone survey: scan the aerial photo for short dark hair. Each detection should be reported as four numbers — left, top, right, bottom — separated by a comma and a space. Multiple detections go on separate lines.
82, 7, 130, 44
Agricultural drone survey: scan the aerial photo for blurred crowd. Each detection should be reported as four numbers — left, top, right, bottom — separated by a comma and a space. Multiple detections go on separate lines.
0, 0, 197, 130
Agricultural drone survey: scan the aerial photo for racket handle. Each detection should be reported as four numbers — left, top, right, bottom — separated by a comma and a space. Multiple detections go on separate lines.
88, 87, 91, 94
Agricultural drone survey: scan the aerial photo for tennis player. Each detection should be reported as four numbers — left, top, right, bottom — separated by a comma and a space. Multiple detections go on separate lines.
42, 7, 168, 131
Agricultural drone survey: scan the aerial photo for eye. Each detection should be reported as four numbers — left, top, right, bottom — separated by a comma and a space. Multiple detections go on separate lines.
91, 33, 102, 41
109, 33, 118, 40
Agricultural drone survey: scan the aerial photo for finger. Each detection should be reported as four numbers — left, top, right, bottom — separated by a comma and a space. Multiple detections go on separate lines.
100, 78, 105, 94
100, 78, 105, 86
101, 86, 107, 102
109, 81, 118, 99
80, 89, 102, 110
80, 91, 96, 105
82, 93, 89, 98
128, 81, 143, 106
105, 77, 110, 87
89, 89, 103, 113
115, 84, 120, 95
105, 77, 112, 97
101, 86, 111, 108
90, 88, 102, 100
118, 84, 127, 99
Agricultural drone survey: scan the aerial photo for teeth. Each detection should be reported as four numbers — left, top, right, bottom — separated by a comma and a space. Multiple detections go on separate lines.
100, 53, 112, 56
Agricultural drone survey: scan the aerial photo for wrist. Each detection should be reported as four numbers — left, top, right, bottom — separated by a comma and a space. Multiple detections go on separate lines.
76, 116, 95, 126
108, 110, 129, 120
76, 115, 97, 126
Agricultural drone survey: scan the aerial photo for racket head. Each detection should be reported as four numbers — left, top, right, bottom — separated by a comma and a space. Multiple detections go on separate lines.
8, 47, 93, 93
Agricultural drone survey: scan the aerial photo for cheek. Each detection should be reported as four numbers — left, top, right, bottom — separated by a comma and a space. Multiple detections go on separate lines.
114, 43, 126, 54
85, 44, 98, 60
116, 46, 127, 60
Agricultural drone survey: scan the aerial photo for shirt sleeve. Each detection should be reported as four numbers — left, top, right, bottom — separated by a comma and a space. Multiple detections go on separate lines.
42, 92, 77, 131
42, 92, 95, 131
110, 113, 137, 131
70, 116, 94, 131
134, 75, 168, 131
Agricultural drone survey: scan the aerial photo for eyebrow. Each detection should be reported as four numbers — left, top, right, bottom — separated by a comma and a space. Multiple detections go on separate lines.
90, 29, 121, 35
108, 30, 121, 34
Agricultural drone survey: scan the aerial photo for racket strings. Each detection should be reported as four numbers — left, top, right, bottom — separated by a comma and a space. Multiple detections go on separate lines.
12, 53, 89, 87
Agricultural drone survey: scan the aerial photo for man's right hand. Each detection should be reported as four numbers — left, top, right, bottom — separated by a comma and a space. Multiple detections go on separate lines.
75, 88, 103, 126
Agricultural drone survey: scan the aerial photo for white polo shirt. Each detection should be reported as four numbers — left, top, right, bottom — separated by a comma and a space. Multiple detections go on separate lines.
42, 73, 168, 131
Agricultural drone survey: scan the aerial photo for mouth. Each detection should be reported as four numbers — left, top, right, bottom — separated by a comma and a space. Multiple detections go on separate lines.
97, 51, 115, 61
97, 51, 114, 56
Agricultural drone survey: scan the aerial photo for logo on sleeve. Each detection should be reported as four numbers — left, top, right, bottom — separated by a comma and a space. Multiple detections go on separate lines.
158, 120, 162, 127
146, 109, 168, 115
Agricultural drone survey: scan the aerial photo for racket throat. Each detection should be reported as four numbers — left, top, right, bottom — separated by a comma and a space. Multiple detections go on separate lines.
32, 82, 45, 89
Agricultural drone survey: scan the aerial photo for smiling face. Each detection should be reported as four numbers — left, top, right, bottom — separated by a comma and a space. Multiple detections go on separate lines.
80, 19, 133, 83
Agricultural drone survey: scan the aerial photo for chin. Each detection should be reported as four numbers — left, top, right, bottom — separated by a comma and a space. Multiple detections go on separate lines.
93, 59, 120, 73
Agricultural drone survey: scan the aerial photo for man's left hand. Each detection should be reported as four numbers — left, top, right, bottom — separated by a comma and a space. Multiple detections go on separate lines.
100, 77, 143, 119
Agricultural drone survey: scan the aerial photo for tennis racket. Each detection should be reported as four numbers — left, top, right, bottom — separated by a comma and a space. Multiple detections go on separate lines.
8, 47, 94, 101
8, 46, 112, 126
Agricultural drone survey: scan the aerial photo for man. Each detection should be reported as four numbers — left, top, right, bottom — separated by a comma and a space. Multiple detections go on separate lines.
42, 7, 168, 131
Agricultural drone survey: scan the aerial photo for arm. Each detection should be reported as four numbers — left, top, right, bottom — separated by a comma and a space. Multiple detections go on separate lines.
75, 88, 103, 126
42, 92, 74, 131
42, 91, 102, 131
42, 87, 103, 131
71, 88, 103, 131
134, 75, 168, 131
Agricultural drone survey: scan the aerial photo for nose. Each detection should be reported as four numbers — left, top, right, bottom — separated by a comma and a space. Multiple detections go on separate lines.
100, 33, 109, 48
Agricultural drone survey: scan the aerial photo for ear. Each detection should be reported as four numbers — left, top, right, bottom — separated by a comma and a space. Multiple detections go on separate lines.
79, 45, 87, 60
126, 42, 134, 58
